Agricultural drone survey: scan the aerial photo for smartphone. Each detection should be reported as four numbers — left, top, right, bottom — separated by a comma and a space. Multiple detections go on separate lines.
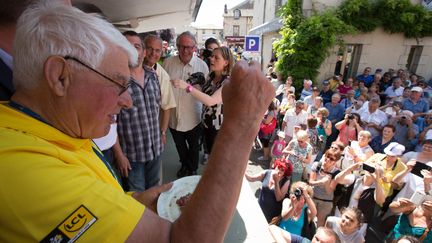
411, 162, 432, 178
362, 163, 376, 173
409, 191, 432, 206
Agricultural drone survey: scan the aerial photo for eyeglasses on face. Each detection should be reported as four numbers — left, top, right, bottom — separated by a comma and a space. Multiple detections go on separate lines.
63, 56, 130, 96
326, 156, 337, 161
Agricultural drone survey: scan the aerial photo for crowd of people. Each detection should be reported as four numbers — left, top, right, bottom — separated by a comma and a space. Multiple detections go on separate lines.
246, 64, 432, 242
1, 1, 432, 243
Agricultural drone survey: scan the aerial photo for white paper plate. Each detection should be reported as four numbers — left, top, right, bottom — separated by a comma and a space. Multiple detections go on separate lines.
157, 175, 201, 222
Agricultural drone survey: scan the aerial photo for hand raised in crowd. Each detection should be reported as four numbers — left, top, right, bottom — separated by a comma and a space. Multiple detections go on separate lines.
421, 200, 432, 215
406, 159, 417, 172
272, 171, 282, 184
398, 198, 416, 212
171, 79, 189, 90
421, 169, 432, 185
222, 61, 274, 128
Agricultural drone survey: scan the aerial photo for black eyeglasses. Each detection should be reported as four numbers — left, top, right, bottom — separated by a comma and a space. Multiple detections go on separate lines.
64, 56, 130, 96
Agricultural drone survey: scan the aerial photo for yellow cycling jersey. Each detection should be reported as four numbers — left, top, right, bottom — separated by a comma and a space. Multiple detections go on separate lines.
0, 103, 145, 242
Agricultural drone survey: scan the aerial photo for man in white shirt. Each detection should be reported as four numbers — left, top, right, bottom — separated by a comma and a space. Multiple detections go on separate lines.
358, 97, 388, 138
162, 31, 209, 177
384, 77, 404, 103
282, 100, 308, 142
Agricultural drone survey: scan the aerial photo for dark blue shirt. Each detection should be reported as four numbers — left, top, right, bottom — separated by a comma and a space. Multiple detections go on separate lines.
402, 98, 429, 114
370, 136, 397, 153
325, 102, 345, 123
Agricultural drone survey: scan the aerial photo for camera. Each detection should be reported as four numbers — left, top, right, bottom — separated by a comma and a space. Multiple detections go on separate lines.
186, 72, 206, 86
348, 114, 354, 120
294, 188, 302, 199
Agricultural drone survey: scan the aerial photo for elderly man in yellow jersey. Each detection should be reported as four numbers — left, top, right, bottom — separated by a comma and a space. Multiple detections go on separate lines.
0, 2, 274, 242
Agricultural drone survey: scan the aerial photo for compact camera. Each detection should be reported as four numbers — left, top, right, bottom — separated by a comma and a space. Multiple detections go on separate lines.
294, 188, 303, 199
186, 72, 206, 86
348, 114, 355, 120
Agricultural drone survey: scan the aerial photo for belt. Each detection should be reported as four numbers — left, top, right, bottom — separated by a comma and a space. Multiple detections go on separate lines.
313, 197, 333, 202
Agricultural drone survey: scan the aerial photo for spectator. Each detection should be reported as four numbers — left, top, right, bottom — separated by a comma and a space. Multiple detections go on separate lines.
320, 80, 334, 105
245, 158, 292, 222
282, 100, 308, 142
388, 198, 432, 242
416, 112, 432, 146
116, 31, 164, 191
300, 79, 313, 100
309, 150, 341, 226
384, 77, 404, 104
258, 101, 278, 161
370, 124, 397, 153
402, 86, 429, 114
340, 90, 355, 109
337, 77, 354, 98
283, 130, 313, 182
306, 96, 323, 117
335, 113, 363, 147
376, 142, 407, 198
143, 34, 177, 146
329, 75, 342, 92
0, 3, 275, 241
269, 226, 341, 243
334, 162, 386, 222
345, 99, 364, 115
271, 131, 287, 165
163, 31, 209, 177
316, 107, 332, 159
201, 37, 220, 68
171, 46, 234, 158
324, 93, 345, 148
306, 117, 320, 163
303, 86, 320, 111
325, 207, 365, 243
366, 83, 380, 101
341, 131, 374, 170
379, 72, 393, 93
356, 67, 374, 87
409, 74, 418, 87
275, 75, 295, 102
358, 97, 388, 139
389, 110, 419, 151
276, 181, 317, 239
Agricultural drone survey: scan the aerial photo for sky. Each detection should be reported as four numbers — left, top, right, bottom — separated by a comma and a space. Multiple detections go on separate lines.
192, 0, 246, 28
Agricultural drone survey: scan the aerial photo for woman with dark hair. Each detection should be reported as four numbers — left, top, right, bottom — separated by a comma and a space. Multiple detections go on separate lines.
171, 47, 234, 154
335, 113, 363, 147
370, 124, 397, 153
245, 158, 293, 222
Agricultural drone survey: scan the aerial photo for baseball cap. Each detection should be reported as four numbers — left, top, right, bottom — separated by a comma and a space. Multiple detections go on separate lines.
277, 131, 286, 138
411, 86, 423, 93
323, 80, 330, 85
384, 142, 405, 156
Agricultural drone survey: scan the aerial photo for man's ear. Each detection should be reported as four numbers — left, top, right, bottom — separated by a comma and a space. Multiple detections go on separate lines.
44, 56, 70, 96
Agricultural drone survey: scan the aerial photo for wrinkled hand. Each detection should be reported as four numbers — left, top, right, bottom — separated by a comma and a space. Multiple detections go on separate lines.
171, 79, 188, 90
222, 61, 274, 129
349, 162, 362, 172
116, 153, 131, 178
132, 183, 173, 213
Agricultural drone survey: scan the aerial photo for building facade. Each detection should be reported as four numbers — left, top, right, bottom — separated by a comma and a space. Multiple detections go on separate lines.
250, 0, 432, 82
193, 24, 223, 48
223, 0, 254, 49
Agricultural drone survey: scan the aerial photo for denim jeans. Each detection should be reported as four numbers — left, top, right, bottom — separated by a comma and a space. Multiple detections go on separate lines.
127, 155, 161, 191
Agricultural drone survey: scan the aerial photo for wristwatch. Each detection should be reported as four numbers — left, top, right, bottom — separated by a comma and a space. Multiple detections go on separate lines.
186, 84, 193, 93
161, 131, 166, 136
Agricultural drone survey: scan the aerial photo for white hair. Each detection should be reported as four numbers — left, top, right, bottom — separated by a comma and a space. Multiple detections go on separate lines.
13, 2, 137, 89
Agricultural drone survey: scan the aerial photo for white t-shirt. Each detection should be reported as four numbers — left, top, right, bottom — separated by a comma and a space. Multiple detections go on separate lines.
283, 109, 308, 138
326, 216, 365, 243
93, 123, 117, 151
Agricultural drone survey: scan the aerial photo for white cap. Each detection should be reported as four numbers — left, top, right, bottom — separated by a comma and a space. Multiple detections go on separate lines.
277, 131, 286, 138
384, 142, 405, 156
400, 110, 414, 118
411, 86, 423, 93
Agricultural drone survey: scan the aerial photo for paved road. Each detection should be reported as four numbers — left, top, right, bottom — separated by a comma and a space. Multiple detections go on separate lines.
161, 131, 268, 198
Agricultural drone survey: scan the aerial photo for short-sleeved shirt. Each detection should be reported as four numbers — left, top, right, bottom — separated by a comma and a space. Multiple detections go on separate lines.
162, 55, 209, 131
402, 98, 429, 114
384, 86, 404, 98
283, 109, 308, 138
358, 108, 388, 138
311, 162, 339, 200
0, 104, 144, 242
377, 158, 407, 197
326, 216, 365, 243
